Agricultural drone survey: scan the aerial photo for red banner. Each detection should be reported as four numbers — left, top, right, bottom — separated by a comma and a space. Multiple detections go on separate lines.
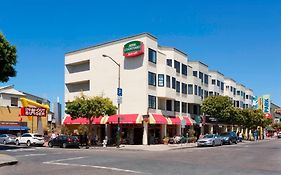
21, 107, 47, 117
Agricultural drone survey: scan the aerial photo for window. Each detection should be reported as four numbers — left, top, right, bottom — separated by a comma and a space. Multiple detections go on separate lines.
11, 97, 18, 107
233, 88, 236, 95
182, 102, 187, 113
182, 64, 187, 76
237, 91, 240, 96
148, 72, 156, 86
148, 48, 157, 63
230, 86, 233, 92
174, 100, 180, 112
148, 95, 156, 109
226, 86, 229, 91
204, 74, 209, 84
166, 100, 172, 111
166, 59, 172, 67
217, 80, 220, 87
198, 86, 202, 96
193, 71, 198, 77
194, 85, 198, 95
176, 81, 180, 93
204, 90, 208, 98
188, 84, 193, 95
166, 75, 171, 88
172, 77, 176, 89
182, 83, 187, 94
209, 91, 213, 96
246, 95, 249, 99
174, 60, 180, 73
221, 82, 224, 91
212, 79, 216, 85
158, 74, 164, 87
199, 72, 203, 82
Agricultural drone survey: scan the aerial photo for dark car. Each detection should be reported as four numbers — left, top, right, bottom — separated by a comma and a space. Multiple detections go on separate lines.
219, 132, 238, 145
48, 135, 80, 148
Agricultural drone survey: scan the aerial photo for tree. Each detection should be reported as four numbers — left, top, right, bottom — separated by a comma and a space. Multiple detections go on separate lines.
0, 32, 17, 82
65, 95, 117, 145
202, 96, 234, 123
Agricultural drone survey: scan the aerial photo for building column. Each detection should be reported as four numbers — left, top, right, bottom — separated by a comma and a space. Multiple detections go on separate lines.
142, 122, 148, 145
161, 124, 167, 138
177, 125, 181, 136
210, 125, 214, 134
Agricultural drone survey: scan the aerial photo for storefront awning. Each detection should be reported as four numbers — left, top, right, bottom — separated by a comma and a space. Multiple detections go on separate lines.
181, 116, 196, 126
104, 114, 142, 124
0, 126, 30, 131
166, 116, 181, 125
63, 114, 142, 125
149, 114, 168, 124
63, 116, 106, 125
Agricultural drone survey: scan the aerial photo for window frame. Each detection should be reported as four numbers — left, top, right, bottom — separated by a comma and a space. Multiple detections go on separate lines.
148, 48, 157, 64
148, 71, 156, 86
158, 74, 164, 87
148, 95, 156, 109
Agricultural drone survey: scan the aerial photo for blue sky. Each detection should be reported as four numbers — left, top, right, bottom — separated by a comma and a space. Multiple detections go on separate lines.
1, 0, 281, 109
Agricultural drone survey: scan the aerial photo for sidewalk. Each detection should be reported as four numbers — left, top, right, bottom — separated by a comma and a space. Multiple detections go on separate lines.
88, 142, 198, 151
0, 154, 18, 167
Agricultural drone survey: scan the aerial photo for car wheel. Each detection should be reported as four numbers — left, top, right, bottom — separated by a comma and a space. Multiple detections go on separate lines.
229, 140, 232, 145
220, 141, 223, 146
235, 140, 238, 144
212, 141, 215, 147
26, 140, 31, 147
3, 140, 6, 145
48, 142, 53, 148
16, 140, 20, 146
62, 143, 67, 148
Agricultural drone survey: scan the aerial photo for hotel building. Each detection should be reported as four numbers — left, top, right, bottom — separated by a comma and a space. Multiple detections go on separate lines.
64, 33, 254, 145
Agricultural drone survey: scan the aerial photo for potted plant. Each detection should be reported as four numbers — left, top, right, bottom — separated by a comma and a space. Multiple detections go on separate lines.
162, 136, 169, 145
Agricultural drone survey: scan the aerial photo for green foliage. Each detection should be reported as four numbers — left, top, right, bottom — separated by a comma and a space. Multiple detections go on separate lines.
65, 94, 117, 145
65, 94, 117, 122
0, 33, 17, 82
77, 125, 88, 135
60, 125, 71, 135
272, 122, 281, 130
202, 96, 234, 123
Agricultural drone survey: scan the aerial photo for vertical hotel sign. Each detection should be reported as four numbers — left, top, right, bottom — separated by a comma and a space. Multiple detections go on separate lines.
123, 41, 144, 57
252, 96, 258, 109
263, 95, 271, 113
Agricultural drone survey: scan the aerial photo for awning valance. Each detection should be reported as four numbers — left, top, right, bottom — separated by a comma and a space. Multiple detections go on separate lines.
63, 116, 105, 125
181, 116, 196, 126
149, 114, 168, 124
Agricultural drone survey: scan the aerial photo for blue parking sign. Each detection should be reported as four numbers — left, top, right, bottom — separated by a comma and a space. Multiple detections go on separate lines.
117, 88, 122, 96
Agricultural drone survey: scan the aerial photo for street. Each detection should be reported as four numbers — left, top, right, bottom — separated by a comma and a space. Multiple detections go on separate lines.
1, 139, 281, 175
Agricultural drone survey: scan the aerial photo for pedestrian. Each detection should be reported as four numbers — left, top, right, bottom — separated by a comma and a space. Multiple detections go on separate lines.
83, 132, 88, 148
239, 132, 243, 142
51, 131, 56, 139
253, 130, 258, 141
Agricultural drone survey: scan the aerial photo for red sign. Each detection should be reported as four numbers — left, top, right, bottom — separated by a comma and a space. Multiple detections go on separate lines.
123, 41, 144, 57
275, 109, 281, 115
21, 107, 47, 117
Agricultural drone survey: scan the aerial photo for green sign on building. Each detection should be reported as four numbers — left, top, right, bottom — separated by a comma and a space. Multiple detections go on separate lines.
123, 41, 144, 57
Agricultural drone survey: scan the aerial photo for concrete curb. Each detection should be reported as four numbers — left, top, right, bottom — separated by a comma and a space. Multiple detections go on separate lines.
0, 154, 18, 167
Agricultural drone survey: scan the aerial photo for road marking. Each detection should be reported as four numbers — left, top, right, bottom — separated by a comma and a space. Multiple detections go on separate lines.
16, 153, 47, 157
6, 148, 36, 152
43, 157, 143, 174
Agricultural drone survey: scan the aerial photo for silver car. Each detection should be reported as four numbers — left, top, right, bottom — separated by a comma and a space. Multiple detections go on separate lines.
0, 134, 17, 145
197, 134, 222, 147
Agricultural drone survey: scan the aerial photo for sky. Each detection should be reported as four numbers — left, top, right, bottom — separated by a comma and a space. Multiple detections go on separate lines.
0, 0, 281, 110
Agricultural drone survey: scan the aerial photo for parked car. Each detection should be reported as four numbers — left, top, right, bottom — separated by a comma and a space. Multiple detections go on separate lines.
16, 133, 45, 147
48, 135, 80, 148
219, 132, 238, 144
277, 132, 281, 138
197, 134, 222, 147
0, 134, 17, 145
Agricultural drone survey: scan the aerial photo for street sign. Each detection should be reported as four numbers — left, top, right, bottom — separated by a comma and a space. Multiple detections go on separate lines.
117, 96, 122, 104
117, 88, 122, 96
181, 119, 186, 128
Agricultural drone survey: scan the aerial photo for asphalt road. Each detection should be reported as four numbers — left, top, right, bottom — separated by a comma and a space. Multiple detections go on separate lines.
1, 139, 281, 175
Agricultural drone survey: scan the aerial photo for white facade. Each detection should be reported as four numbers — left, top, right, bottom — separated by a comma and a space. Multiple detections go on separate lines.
209, 71, 225, 96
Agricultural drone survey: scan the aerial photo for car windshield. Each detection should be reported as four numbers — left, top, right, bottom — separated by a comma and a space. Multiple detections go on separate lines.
7, 134, 16, 137
204, 134, 214, 138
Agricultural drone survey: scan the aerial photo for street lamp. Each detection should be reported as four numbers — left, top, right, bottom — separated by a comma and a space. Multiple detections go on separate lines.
102, 54, 121, 148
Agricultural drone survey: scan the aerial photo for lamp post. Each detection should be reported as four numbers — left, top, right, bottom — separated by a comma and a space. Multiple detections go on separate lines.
102, 54, 121, 148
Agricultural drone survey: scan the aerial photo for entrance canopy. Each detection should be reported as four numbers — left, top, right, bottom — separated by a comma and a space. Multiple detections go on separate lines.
181, 116, 196, 126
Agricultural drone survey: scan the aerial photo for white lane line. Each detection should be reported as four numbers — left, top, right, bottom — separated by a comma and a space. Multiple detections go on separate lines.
43, 157, 143, 174
6, 148, 36, 152
16, 153, 47, 157
44, 162, 143, 174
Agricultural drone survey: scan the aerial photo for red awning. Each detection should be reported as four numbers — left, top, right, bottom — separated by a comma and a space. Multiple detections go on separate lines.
182, 116, 195, 126
63, 116, 103, 125
149, 114, 168, 124
168, 116, 181, 125
104, 114, 142, 124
